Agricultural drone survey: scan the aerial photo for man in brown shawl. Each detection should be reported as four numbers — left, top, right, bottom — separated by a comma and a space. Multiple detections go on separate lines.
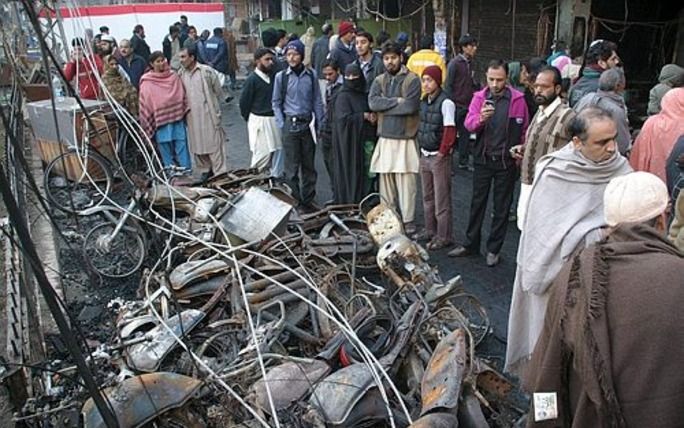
525, 171, 684, 427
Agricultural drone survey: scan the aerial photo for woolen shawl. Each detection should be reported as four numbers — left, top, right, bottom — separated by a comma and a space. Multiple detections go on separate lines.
138, 67, 188, 139
505, 143, 631, 375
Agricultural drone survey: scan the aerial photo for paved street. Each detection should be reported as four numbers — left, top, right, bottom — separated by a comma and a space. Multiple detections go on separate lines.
221, 93, 520, 365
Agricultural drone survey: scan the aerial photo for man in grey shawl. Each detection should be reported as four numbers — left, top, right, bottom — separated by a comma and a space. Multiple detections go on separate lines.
505, 107, 632, 377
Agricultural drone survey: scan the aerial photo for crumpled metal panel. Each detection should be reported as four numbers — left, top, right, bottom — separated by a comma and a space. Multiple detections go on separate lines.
409, 412, 460, 427
81, 372, 202, 428
309, 362, 376, 425
169, 260, 231, 290
420, 328, 467, 416
126, 309, 205, 372
250, 359, 330, 413
219, 187, 292, 242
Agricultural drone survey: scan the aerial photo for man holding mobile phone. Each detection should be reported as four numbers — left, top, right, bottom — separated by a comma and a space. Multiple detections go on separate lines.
448, 59, 529, 267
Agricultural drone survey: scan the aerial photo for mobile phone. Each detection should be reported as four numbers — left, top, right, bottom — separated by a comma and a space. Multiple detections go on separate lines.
484, 100, 495, 108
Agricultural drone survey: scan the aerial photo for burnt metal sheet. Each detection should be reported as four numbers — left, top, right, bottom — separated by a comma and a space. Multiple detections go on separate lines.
169, 260, 231, 290
457, 389, 490, 428
309, 362, 377, 425
420, 328, 467, 416
219, 187, 292, 242
81, 372, 202, 428
126, 309, 205, 372
250, 359, 330, 413
409, 413, 460, 428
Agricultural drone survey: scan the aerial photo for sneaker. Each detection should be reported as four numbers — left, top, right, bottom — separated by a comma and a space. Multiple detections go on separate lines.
448, 245, 473, 257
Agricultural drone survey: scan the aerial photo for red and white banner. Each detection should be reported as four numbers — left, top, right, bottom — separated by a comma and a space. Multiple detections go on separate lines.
47, 3, 225, 56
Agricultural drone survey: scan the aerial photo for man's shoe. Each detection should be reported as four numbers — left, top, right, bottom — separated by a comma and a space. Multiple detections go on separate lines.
224, 96, 234, 103
486, 252, 500, 267
448, 245, 472, 257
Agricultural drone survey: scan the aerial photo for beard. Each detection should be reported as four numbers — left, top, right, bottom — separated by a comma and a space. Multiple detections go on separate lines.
534, 92, 557, 106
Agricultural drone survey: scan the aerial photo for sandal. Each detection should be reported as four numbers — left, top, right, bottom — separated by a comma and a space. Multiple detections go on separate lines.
427, 238, 453, 250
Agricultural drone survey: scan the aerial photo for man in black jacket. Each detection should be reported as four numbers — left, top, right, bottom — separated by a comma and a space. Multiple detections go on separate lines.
239, 48, 283, 177
445, 34, 479, 169
329, 21, 357, 71
130, 24, 150, 63
162, 25, 186, 71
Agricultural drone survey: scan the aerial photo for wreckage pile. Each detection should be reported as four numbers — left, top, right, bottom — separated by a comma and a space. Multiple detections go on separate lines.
18, 169, 527, 427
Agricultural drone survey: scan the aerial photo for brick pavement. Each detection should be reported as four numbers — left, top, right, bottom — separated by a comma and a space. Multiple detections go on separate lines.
221, 96, 519, 364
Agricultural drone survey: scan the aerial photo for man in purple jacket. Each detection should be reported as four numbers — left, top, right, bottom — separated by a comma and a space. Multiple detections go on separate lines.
449, 59, 529, 266
445, 34, 479, 169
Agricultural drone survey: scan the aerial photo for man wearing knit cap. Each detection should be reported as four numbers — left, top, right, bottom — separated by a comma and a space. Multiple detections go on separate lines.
414, 65, 457, 250
329, 20, 357, 71
506, 106, 631, 379
525, 170, 684, 428
272, 39, 325, 211
368, 41, 422, 234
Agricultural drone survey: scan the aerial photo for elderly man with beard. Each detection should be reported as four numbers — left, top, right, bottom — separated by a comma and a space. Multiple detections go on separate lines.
506, 107, 631, 378
510, 65, 576, 229
368, 41, 422, 234
239, 48, 283, 177
449, 59, 530, 266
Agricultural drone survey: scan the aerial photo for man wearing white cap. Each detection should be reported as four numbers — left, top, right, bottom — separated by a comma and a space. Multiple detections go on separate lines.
506, 107, 631, 377
525, 171, 684, 428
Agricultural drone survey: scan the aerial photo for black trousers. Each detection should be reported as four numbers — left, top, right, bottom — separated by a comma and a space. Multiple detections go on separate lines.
320, 134, 335, 197
455, 106, 470, 165
282, 122, 317, 206
463, 157, 518, 255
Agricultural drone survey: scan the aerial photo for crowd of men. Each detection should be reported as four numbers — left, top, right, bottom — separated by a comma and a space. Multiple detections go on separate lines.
62, 16, 239, 180
61, 17, 684, 426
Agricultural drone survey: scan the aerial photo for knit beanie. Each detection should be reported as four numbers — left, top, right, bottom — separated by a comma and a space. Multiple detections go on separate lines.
285, 39, 305, 58
604, 171, 668, 227
339, 21, 355, 37
422, 65, 442, 85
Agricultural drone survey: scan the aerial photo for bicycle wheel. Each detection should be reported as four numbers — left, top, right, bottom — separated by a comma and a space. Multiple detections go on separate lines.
44, 150, 112, 214
83, 222, 145, 278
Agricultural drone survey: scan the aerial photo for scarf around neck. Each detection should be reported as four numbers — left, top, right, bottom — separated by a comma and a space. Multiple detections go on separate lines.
138, 68, 188, 138
517, 143, 632, 295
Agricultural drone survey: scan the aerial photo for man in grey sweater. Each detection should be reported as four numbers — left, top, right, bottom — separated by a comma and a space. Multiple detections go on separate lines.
368, 41, 422, 233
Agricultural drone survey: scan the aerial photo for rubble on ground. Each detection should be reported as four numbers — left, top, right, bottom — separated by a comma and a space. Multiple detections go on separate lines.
9, 169, 527, 427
